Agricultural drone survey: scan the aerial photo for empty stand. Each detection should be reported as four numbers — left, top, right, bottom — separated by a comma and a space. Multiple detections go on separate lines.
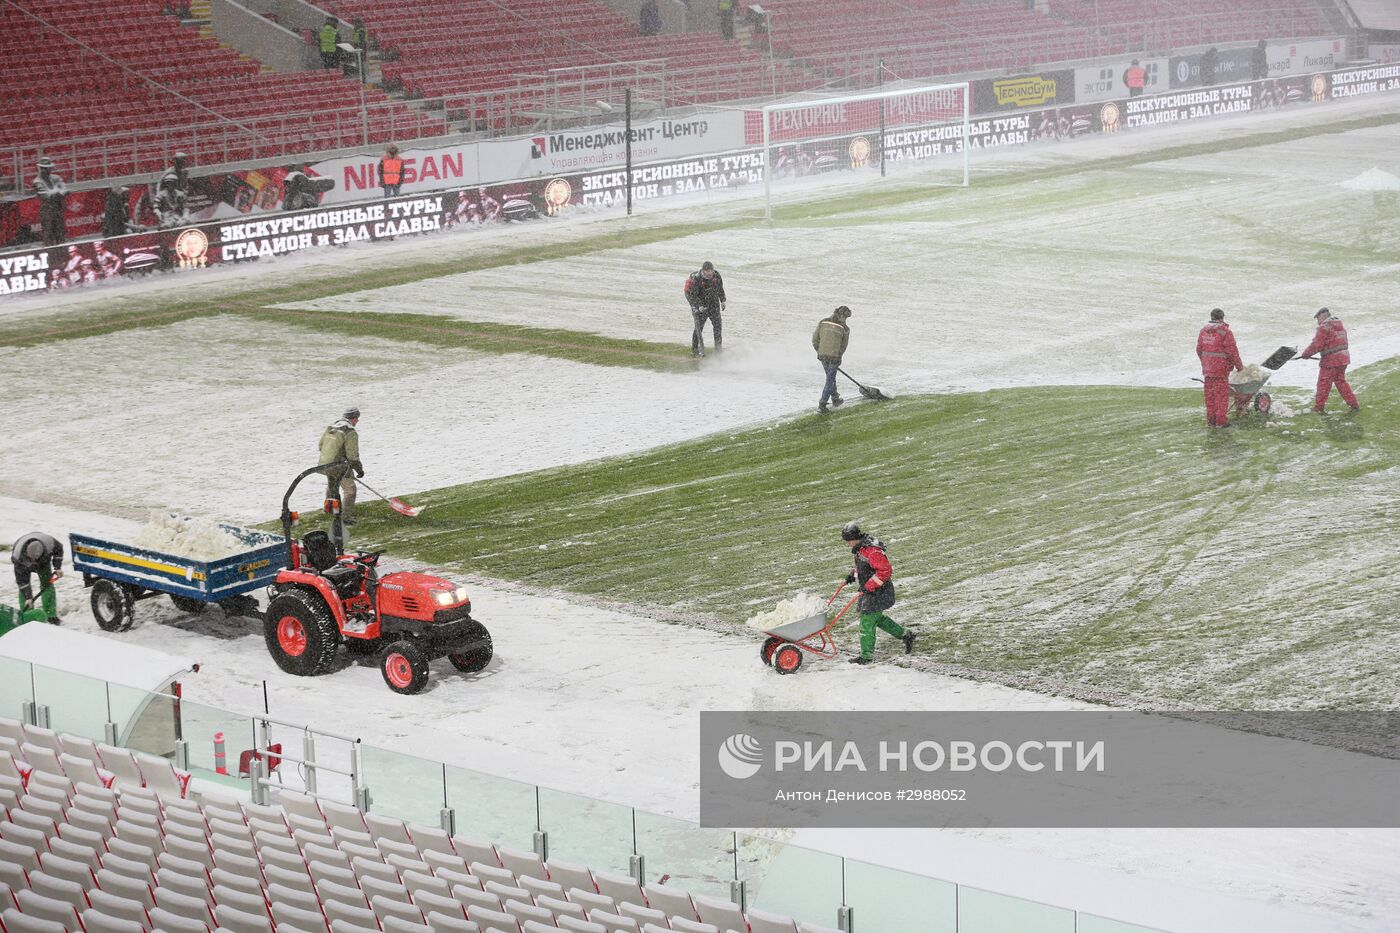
0, 0, 441, 184
0, 714, 830, 933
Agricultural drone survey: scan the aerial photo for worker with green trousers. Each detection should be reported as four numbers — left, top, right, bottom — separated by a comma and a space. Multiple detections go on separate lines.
11, 532, 64, 625
319, 16, 340, 69
841, 522, 916, 664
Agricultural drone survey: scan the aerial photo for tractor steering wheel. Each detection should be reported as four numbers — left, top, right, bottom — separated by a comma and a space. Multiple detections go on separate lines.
354, 549, 384, 566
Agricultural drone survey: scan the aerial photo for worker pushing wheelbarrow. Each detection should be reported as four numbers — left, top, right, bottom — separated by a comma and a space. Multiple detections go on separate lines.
758, 522, 918, 673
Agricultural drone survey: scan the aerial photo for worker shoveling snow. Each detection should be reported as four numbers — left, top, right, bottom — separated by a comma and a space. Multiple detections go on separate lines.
745, 593, 829, 631
131, 511, 247, 560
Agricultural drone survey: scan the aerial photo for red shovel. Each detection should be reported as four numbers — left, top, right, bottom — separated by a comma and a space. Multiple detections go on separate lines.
355, 478, 423, 517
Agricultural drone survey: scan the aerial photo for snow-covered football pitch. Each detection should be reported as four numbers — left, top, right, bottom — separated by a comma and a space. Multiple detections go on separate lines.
2, 91, 1399, 932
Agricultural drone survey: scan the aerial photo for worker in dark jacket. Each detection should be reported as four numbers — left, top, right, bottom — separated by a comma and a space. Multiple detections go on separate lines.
812, 305, 851, 413
102, 186, 135, 238
11, 532, 64, 625
1199, 46, 1219, 86
1251, 40, 1268, 80
841, 522, 915, 664
684, 260, 726, 356
33, 158, 67, 246
639, 0, 661, 35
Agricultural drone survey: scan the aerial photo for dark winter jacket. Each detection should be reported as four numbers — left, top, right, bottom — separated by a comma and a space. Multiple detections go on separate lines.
852, 536, 895, 613
102, 189, 133, 238
11, 532, 64, 573
684, 270, 726, 312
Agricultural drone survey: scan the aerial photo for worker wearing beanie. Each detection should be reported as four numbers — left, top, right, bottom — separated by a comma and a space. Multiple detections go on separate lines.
319, 407, 364, 525
813, 305, 852, 413
841, 522, 916, 664
1196, 308, 1244, 427
1299, 307, 1359, 413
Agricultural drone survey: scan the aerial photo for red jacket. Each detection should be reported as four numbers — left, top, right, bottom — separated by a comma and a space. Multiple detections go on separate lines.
1196, 321, 1243, 377
1301, 318, 1349, 367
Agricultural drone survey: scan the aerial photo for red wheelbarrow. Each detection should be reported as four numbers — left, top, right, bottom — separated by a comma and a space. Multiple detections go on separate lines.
759, 583, 860, 675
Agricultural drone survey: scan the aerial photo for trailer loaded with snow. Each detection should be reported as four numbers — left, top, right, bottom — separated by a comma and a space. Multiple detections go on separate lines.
71, 517, 285, 632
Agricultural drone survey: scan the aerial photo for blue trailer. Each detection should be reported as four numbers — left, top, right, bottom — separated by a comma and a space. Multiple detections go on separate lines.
71, 523, 286, 632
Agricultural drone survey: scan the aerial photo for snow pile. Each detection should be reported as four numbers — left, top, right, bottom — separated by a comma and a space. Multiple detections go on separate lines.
132, 512, 246, 560
745, 593, 829, 631
1339, 168, 1400, 191
1230, 364, 1264, 386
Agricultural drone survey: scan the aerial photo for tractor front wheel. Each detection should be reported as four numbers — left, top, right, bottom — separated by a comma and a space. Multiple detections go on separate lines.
92, 580, 136, 633
446, 621, 493, 674
760, 637, 783, 666
264, 591, 340, 676
773, 645, 803, 675
170, 595, 206, 615
381, 641, 431, 694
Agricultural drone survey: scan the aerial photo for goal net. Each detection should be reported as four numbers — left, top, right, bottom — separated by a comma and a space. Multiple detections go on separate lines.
759, 81, 970, 219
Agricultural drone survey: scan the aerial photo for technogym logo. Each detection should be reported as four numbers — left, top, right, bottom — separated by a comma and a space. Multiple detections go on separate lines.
717, 734, 763, 779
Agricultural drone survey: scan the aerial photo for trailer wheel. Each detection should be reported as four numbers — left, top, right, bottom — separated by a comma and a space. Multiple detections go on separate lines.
1255, 392, 1271, 413
760, 637, 783, 666
170, 595, 206, 615
773, 645, 803, 675
264, 591, 339, 676
381, 640, 430, 694
446, 621, 493, 673
92, 580, 136, 633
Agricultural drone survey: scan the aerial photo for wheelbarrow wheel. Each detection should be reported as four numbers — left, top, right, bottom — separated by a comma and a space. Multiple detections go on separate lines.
1254, 392, 1271, 413
773, 645, 803, 675
760, 636, 783, 666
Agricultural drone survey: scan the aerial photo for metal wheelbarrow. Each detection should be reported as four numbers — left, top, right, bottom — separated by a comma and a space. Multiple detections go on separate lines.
759, 583, 860, 675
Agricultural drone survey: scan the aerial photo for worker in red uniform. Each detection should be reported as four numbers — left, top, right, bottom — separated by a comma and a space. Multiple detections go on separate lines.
1196, 308, 1244, 427
1123, 59, 1148, 97
1299, 307, 1359, 413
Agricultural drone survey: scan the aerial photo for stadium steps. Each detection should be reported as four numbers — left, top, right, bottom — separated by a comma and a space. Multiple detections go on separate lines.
0, 715, 839, 933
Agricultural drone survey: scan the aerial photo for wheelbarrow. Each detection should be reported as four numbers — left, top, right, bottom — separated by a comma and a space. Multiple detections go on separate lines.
1192, 345, 1297, 418
759, 583, 860, 675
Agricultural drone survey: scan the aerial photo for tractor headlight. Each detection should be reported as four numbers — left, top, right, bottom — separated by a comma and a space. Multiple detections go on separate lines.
433, 587, 469, 607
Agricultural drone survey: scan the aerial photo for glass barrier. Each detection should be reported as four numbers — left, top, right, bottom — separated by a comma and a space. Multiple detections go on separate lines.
362, 743, 448, 828
0, 657, 32, 722
537, 785, 636, 875
845, 857, 957, 933
174, 697, 258, 791
32, 663, 109, 741
958, 886, 1077, 933
1079, 916, 1169, 933
633, 809, 735, 901
445, 763, 539, 853
737, 833, 844, 928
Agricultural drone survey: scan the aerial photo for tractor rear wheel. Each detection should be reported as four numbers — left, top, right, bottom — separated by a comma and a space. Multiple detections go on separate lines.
170, 595, 206, 615
446, 621, 493, 674
92, 580, 136, 633
264, 591, 340, 677
381, 640, 431, 694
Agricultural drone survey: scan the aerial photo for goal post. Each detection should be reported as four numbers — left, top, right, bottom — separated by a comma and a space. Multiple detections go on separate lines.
760, 81, 971, 219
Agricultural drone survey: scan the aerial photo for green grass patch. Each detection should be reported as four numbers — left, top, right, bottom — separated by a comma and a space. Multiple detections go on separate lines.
351, 360, 1400, 709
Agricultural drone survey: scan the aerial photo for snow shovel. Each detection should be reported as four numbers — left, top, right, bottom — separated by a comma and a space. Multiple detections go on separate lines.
355, 478, 423, 517
838, 368, 892, 401
1261, 346, 1297, 371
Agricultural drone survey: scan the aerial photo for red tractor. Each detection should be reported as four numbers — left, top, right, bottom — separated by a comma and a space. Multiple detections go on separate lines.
263, 465, 492, 695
